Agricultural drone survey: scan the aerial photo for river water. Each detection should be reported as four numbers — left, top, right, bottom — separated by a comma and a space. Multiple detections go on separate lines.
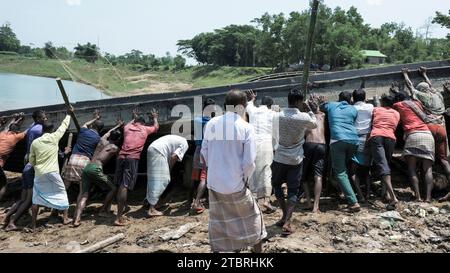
0, 72, 109, 111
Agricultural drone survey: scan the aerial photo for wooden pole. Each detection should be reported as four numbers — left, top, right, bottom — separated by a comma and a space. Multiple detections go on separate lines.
61, 133, 73, 177
56, 78, 81, 132
74, 233, 125, 253
301, 0, 320, 95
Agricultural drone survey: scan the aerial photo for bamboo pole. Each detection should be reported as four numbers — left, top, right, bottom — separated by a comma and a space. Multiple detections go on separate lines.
61, 133, 73, 176
301, 0, 320, 95
56, 78, 81, 132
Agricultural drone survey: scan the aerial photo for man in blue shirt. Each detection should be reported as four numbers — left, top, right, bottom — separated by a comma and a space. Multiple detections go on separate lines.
63, 112, 103, 190
323, 91, 361, 212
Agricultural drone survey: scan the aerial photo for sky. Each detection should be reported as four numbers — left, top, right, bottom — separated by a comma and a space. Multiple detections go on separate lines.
1, 0, 449, 64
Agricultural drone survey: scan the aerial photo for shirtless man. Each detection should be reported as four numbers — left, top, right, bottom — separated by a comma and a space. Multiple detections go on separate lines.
72, 120, 124, 227
301, 94, 326, 213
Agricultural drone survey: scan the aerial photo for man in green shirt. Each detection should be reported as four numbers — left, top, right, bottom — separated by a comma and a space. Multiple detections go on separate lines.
29, 107, 73, 231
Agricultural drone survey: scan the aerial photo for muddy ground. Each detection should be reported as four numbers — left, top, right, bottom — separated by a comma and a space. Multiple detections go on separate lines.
0, 170, 449, 253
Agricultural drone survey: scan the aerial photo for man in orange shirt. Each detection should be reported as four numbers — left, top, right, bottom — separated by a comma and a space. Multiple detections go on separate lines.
0, 113, 27, 201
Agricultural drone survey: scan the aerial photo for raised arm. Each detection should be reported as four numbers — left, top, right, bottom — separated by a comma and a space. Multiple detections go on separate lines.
101, 118, 124, 141
401, 68, 414, 97
2, 113, 23, 133
148, 108, 159, 130
419, 66, 432, 88
49, 107, 72, 143
82, 110, 101, 128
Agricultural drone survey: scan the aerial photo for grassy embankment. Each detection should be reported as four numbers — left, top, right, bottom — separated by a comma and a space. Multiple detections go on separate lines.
0, 54, 271, 97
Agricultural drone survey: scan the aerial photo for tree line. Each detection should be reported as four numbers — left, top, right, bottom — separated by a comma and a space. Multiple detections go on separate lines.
0, 23, 186, 71
177, 4, 450, 70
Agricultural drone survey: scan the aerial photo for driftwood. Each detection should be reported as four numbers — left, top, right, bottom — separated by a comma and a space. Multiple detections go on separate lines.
159, 223, 199, 241
74, 233, 124, 253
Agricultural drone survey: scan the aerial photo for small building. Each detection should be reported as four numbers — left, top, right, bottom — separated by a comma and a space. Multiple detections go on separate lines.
360, 50, 387, 65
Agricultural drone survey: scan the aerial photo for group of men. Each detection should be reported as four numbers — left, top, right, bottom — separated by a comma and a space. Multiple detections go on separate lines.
0, 106, 191, 230
1, 66, 450, 253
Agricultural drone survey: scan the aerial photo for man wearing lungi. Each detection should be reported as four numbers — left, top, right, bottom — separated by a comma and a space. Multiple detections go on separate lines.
245, 90, 277, 213
201, 89, 266, 253
29, 107, 73, 231
4, 110, 47, 231
403, 68, 450, 202
272, 89, 317, 235
63, 111, 103, 189
72, 121, 124, 227
393, 91, 435, 202
146, 135, 189, 217
114, 109, 159, 226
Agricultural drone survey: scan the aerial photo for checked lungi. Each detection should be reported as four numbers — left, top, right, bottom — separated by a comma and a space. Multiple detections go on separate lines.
62, 154, 90, 183
403, 131, 435, 162
208, 187, 267, 252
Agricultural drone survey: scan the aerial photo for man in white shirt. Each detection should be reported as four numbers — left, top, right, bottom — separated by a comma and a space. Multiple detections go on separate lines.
272, 89, 317, 236
350, 89, 374, 202
245, 90, 277, 213
146, 134, 189, 217
201, 90, 266, 253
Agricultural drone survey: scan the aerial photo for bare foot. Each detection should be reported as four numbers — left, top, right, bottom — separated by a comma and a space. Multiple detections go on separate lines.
312, 207, 321, 214
114, 218, 128, 226
63, 218, 73, 225
282, 223, 295, 236
147, 208, 163, 218
347, 203, 361, 213
439, 194, 450, 202
72, 221, 81, 228
4, 223, 18, 232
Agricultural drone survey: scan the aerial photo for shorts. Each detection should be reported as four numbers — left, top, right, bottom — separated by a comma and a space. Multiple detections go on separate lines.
271, 161, 303, 202
114, 158, 139, 191
22, 163, 35, 189
302, 142, 326, 179
369, 136, 395, 177
82, 163, 116, 194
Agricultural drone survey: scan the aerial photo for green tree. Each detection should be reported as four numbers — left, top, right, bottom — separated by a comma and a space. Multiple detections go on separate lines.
74, 42, 99, 62
0, 22, 20, 52
433, 10, 450, 38
173, 55, 186, 69
44, 41, 56, 58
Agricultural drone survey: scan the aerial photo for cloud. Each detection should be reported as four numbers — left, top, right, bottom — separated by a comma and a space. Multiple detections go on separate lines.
66, 0, 81, 6
366, 0, 382, 6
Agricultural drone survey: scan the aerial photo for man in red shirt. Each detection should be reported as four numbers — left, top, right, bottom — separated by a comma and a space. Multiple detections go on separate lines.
368, 95, 400, 209
393, 93, 435, 202
114, 109, 159, 226
0, 113, 26, 201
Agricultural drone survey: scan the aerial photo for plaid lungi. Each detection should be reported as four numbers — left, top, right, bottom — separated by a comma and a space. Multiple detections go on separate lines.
208, 187, 267, 252
403, 131, 435, 162
146, 147, 171, 206
62, 154, 90, 182
249, 140, 273, 199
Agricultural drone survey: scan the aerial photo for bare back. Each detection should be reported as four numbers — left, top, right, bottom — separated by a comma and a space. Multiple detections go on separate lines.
305, 112, 326, 144
91, 142, 119, 166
